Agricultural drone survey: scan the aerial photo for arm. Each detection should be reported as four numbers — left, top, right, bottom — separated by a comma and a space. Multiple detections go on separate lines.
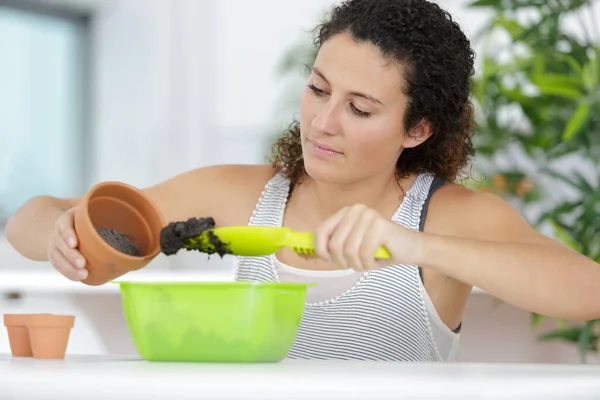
412, 189, 600, 322
6, 164, 275, 263
313, 186, 600, 322
5, 196, 79, 261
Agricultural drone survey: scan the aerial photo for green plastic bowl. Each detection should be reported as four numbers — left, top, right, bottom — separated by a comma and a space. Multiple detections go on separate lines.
115, 281, 311, 363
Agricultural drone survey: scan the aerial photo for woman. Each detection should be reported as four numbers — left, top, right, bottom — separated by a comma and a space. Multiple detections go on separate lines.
6, 0, 600, 362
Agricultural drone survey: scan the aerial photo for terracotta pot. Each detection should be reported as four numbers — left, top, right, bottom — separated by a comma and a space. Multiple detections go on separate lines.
74, 181, 165, 286
3, 314, 34, 357
27, 314, 75, 359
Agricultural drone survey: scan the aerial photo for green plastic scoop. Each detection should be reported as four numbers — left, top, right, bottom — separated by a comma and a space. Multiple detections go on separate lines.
183, 226, 391, 259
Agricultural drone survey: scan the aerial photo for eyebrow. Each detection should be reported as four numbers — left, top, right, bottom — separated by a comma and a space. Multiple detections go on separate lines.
313, 67, 384, 106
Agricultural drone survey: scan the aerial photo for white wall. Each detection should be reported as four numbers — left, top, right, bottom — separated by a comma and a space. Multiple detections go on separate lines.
89, 0, 338, 190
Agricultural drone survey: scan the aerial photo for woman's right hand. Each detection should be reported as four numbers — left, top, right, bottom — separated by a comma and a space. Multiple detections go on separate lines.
46, 208, 88, 281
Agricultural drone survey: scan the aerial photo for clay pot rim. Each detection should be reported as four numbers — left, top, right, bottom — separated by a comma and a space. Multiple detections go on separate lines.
25, 314, 75, 328
81, 181, 165, 261
3, 313, 52, 327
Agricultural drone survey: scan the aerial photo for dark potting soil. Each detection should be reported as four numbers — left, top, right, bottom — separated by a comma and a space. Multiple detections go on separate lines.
95, 227, 141, 256
159, 217, 232, 257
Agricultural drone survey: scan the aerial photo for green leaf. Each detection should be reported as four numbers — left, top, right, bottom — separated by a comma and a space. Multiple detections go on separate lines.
503, 0, 548, 9
582, 50, 599, 90
553, 0, 594, 14
534, 84, 582, 99
472, 57, 502, 105
497, 86, 537, 104
538, 326, 582, 343
560, 53, 584, 77
542, 167, 594, 195
555, 319, 568, 330
562, 101, 591, 141
537, 200, 583, 224
578, 321, 594, 363
469, 0, 501, 7
531, 312, 546, 328
530, 73, 584, 99
532, 53, 546, 76
492, 16, 526, 39
546, 13, 560, 45
531, 74, 583, 88
550, 219, 584, 253
572, 170, 596, 195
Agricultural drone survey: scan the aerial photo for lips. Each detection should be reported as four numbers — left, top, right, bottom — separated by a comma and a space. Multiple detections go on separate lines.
309, 139, 341, 154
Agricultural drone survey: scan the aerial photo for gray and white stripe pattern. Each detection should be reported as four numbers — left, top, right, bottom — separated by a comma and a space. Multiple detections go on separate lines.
235, 171, 444, 361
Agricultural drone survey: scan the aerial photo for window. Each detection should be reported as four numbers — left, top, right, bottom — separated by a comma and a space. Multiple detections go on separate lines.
0, 2, 90, 226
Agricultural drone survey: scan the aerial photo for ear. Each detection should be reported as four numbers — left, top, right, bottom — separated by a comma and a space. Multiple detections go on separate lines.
403, 119, 433, 149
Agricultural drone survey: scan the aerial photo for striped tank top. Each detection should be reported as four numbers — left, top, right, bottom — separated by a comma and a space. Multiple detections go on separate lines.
235, 171, 460, 362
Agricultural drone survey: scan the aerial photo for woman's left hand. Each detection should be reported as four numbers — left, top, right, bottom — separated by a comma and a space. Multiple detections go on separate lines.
313, 204, 420, 271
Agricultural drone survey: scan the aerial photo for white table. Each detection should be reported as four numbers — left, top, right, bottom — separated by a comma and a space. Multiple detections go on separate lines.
1, 355, 600, 399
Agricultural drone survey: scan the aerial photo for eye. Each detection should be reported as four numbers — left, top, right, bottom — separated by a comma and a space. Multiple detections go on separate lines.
308, 84, 326, 96
350, 103, 371, 118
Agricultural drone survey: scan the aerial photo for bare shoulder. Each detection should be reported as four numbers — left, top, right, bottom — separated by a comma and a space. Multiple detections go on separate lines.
424, 182, 560, 246
419, 181, 563, 328
144, 164, 278, 226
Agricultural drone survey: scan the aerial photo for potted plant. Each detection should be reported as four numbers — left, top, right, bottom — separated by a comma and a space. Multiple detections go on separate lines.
467, 0, 600, 363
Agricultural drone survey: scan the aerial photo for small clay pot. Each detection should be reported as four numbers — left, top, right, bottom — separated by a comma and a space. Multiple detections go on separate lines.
27, 314, 75, 359
3, 314, 33, 357
74, 181, 165, 286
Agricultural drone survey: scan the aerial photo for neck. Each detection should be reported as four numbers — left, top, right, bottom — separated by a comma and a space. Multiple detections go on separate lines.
304, 171, 415, 220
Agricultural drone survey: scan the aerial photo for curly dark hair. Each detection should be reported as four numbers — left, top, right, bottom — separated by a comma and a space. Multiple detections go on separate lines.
270, 0, 476, 184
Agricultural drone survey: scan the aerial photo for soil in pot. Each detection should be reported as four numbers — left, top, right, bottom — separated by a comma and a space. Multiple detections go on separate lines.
160, 217, 232, 257
95, 227, 140, 256
75, 181, 166, 286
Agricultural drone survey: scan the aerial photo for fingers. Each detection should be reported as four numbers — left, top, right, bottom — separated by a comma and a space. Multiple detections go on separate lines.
48, 245, 88, 282
57, 208, 78, 248
359, 219, 387, 271
342, 207, 378, 271
315, 204, 389, 272
57, 236, 86, 270
328, 206, 364, 269
314, 207, 349, 265
49, 208, 88, 281
352, 216, 385, 271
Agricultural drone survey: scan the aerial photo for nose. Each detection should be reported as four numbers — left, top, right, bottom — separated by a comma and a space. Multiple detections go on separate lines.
311, 98, 341, 136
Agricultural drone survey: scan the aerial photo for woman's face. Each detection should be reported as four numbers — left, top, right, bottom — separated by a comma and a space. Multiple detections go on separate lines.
299, 32, 427, 185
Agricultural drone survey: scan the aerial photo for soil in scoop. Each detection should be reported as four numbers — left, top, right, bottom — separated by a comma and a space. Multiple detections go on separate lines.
95, 227, 141, 256
160, 216, 231, 257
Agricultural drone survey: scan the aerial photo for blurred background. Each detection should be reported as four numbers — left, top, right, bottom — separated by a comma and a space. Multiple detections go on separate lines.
0, 0, 599, 364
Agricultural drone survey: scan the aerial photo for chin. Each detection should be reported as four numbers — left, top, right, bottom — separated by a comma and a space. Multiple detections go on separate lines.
303, 157, 349, 184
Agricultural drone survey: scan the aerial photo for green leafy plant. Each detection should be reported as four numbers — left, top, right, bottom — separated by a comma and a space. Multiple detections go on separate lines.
272, 0, 600, 362
468, 0, 600, 362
